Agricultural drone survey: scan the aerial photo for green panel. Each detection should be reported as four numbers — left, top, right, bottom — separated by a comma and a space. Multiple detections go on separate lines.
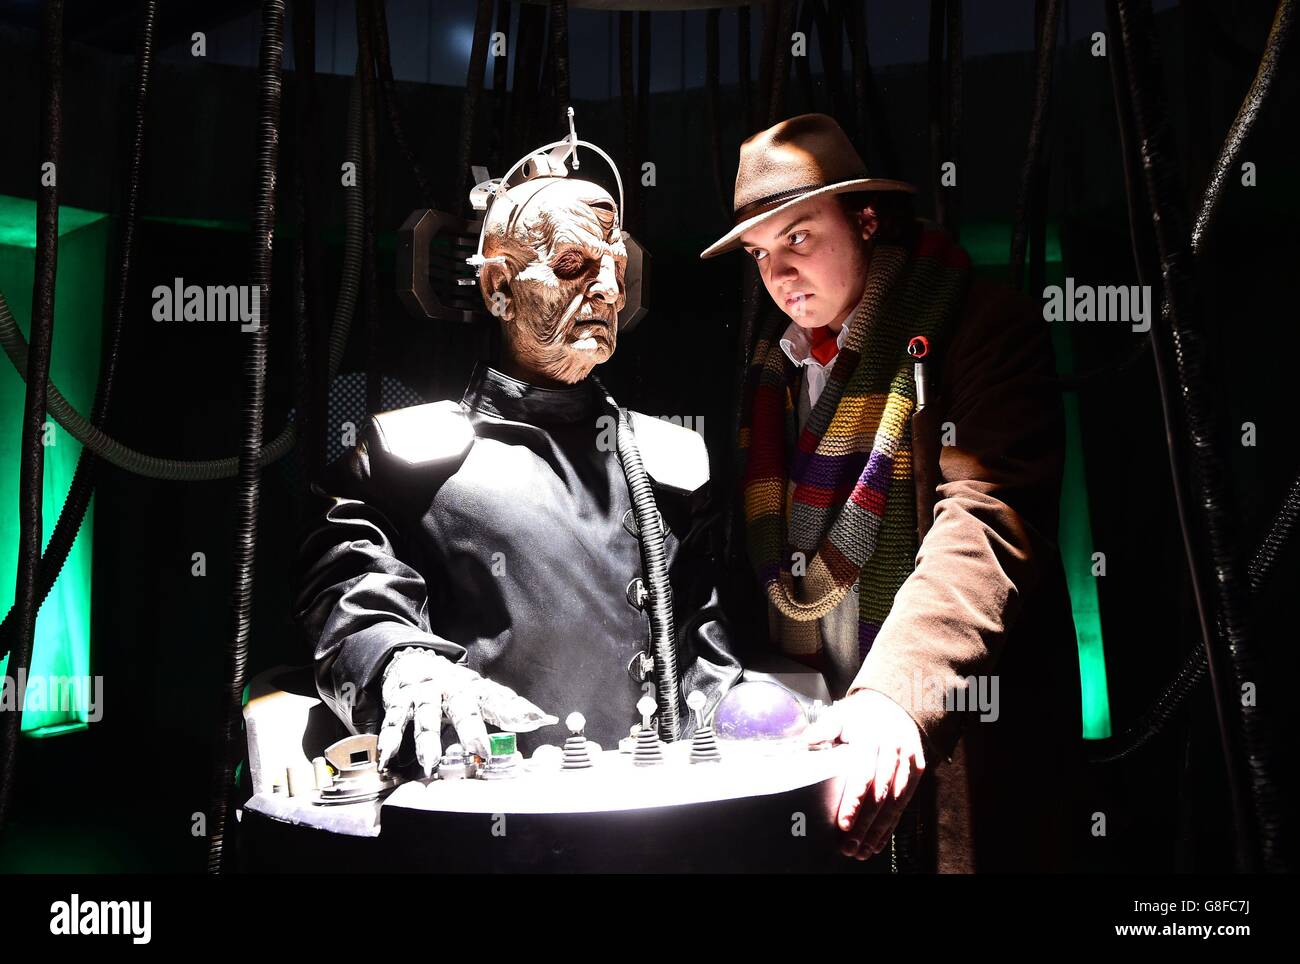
0, 194, 107, 734
967, 220, 1112, 740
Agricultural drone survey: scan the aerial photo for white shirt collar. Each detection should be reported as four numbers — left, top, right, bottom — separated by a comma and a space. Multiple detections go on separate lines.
778, 314, 852, 368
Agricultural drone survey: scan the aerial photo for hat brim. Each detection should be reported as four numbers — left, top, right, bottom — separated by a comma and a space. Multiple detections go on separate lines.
698, 177, 916, 259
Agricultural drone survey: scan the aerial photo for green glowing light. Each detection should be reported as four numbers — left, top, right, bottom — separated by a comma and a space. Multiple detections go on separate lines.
0, 193, 107, 734
969, 221, 1112, 740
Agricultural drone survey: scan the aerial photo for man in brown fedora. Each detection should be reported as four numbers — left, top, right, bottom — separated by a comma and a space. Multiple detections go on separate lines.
704, 113, 1082, 872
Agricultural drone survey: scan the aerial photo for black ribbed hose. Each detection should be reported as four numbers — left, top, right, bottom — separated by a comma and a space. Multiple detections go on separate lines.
614, 407, 680, 743
0, 0, 156, 663
1116, 0, 1282, 873
1009, 0, 1060, 290
0, 0, 63, 834
0, 77, 363, 484
1086, 0, 1294, 765
1192, 0, 1294, 254
368, 0, 435, 210
206, 0, 284, 875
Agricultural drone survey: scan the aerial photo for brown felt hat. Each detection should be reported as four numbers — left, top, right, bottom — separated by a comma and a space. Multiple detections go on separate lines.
699, 113, 915, 259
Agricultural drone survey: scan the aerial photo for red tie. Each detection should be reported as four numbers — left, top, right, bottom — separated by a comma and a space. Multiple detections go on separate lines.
809, 324, 840, 366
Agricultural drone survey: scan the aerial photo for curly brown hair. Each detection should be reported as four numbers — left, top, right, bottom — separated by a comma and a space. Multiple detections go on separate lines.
836, 189, 919, 247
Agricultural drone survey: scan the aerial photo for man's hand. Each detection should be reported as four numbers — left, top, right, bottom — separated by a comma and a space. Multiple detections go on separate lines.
378, 647, 558, 775
805, 688, 927, 860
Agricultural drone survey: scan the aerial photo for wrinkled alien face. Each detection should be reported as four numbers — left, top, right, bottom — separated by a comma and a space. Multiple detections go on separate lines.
480, 178, 628, 386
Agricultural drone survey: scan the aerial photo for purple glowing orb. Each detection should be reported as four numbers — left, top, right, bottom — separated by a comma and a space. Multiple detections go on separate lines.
713, 681, 809, 742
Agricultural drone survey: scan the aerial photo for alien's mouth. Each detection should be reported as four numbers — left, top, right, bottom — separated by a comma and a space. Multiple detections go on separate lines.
569, 317, 612, 350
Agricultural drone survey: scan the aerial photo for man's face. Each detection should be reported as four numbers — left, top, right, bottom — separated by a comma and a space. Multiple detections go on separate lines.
739, 193, 870, 331
484, 179, 628, 385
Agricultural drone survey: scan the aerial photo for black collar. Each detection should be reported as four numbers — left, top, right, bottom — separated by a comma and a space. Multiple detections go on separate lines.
461, 361, 600, 425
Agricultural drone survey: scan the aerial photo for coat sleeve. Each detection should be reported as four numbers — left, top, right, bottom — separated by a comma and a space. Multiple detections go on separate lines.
293, 422, 467, 734
669, 480, 747, 735
846, 280, 1066, 763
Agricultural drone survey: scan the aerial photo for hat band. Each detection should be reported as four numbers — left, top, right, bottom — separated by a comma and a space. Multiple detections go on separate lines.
732, 182, 831, 222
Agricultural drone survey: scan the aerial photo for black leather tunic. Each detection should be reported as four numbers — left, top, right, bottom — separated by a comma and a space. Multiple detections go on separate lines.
294, 363, 743, 755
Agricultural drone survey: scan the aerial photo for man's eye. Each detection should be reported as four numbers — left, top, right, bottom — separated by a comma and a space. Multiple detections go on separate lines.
790, 231, 808, 246
749, 248, 767, 262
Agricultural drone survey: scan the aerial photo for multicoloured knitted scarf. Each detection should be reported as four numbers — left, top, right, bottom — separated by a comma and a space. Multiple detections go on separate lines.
739, 226, 971, 668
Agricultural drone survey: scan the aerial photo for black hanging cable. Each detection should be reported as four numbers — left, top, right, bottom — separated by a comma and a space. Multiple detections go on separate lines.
636, 10, 650, 230
369, 0, 435, 210
1248, 469, 1300, 592
1089, 0, 1295, 782
355, 0, 381, 414
738, 3, 753, 133
819, 0, 845, 122
512, 1, 546, 164
619, 11, 638, 233
795, 0, 818, 111
945, 0, 962, 240
549, 0, 571, 123
293, 0, 325, 489
537, 11, 557, 141
1009, 0, 1060, 290
0, 0, 157, 664
928, 0, 946, 229
455, 0, 494, 214
1055, 0, 1156, 390
509, 0, 540, 161
705, 8, 729, 226
845, 0, 868, 153
205, 0, 285, 874
767, 0, 796, 124
0, 0, 63, 833
1192, 0, 1293, 255
758, 0, 780, 126
1116, 0, 1282, 873
1026, 0, 1054, 304
490, 0, 512, 172
842, 0, 900, 177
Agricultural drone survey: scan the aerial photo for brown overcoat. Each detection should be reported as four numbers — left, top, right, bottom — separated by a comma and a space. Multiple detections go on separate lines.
840, 276, 1083, 873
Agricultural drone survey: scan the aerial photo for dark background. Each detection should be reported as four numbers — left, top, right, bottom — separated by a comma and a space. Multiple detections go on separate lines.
0, 0, 1295, 873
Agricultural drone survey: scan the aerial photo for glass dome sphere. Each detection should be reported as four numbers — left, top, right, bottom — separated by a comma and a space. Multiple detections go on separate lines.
713, 681, 809, 743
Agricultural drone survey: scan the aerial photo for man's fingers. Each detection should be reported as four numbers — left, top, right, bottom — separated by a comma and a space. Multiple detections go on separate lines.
856, 749, 903, 853
861, 754, 922, 857
836, 744, 880, 834
843, 749, 899, 858
377, 696, 414, 771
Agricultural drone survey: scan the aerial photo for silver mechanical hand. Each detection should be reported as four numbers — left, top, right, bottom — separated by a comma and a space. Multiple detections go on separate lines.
378, 647, 558, 776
